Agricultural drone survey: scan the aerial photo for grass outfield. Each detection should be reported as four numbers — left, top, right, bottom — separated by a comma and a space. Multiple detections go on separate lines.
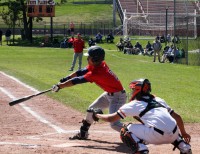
0, 46, 200, 123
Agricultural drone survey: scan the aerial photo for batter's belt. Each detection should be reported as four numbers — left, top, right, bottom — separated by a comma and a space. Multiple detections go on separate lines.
107, 90, 126, 96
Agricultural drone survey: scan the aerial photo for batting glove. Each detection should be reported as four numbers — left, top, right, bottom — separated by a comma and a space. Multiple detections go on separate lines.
52, 84, 60, 92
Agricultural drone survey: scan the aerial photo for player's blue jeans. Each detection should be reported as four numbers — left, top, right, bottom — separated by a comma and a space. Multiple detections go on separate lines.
70, 52, 83, 70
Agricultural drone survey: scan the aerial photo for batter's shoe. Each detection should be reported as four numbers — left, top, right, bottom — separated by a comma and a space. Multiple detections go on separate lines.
69, 132, 88, 140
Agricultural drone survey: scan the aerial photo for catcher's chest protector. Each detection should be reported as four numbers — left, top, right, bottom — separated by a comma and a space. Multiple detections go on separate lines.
139, 99, 166, 117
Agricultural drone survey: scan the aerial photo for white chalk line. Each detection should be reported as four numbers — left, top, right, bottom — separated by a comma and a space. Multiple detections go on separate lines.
0, 71, 39, 93
0, 72, 119, 147
0, 87, 66, 134
0, 142, 41, 148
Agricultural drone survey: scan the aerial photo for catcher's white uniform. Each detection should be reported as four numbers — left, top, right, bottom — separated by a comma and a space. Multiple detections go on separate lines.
118, 96, 191, 153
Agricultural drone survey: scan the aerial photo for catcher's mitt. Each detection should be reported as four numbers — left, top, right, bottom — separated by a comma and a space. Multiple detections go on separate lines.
87, 108, 103, 122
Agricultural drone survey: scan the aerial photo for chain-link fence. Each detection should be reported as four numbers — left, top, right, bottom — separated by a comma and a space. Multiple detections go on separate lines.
0, 21, 118, 37
122, 0, 200, 66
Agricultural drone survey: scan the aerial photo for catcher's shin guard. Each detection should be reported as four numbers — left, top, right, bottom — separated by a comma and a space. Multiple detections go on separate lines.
120, 125, 138, 153
172, 135, 192, 154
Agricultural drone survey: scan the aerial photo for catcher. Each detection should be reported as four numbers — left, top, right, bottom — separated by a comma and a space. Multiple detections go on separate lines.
95, 78, 192, 154
52, 46, 127, 140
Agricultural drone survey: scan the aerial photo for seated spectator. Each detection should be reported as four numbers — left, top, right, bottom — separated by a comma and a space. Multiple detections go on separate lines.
95, 32, 103, 43
60, 37, 68, 48
156, 34, 160, 41
124, 36, 131, 42
160, 35, 166, 43
52, 38, 60, 47
116, 38, 124, 51
161, 45, 173, 63
172, 35, 181, 44
173, 47, 182, 61
123, 40, 134, 54
106, 32, 114, 43
143, 41, 154, 56
88, 38, 96, 47
179, 48, 185, 58
134, 41, 144, 54
40, 35, 50, 47
68, 36, 75, 48
166, 34, 171, 43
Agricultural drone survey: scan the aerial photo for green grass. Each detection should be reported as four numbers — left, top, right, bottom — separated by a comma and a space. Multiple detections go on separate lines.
0, 46, 200, 123
52, 3, 117, 23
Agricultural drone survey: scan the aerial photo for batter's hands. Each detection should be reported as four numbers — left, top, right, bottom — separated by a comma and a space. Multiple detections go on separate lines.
52, 84, 60, 92
182, 132, 191, 143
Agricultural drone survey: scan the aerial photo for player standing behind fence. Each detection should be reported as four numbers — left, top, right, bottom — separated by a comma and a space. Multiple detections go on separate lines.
52, 46, 127, 140
5, 29, 11, 45
69, 21, 75, 36
0, 29, 2, 46
69, 33, 85, 71
152, 37, 162, 62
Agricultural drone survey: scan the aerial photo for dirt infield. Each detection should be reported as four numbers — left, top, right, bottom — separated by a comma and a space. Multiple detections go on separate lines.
0, 72, 199, 154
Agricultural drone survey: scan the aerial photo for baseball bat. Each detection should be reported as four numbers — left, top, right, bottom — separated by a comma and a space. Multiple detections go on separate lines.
9, 88, 52, 106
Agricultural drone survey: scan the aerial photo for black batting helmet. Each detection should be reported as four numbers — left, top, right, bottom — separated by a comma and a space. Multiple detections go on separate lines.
84, 46, 105, 62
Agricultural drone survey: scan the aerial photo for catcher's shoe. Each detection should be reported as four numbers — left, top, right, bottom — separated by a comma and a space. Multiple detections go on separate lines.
135, 150, 149, 154
69, 132, 88, 140
180, 149, 192, 154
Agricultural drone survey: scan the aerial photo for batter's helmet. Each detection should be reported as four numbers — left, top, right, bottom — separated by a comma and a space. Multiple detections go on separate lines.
84, 46, 105, 62
129, 79, 151, 101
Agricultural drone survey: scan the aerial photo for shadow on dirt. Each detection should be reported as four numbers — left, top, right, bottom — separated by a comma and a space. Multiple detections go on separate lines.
74, 139, 131, 153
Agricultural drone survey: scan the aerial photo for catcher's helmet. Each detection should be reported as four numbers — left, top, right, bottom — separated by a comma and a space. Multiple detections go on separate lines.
84, 46, 105, 62
129, 78, 151, 101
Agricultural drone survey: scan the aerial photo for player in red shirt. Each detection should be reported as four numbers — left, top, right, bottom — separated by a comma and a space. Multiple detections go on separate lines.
69, 33, 85, 71
52, 46, 127, 140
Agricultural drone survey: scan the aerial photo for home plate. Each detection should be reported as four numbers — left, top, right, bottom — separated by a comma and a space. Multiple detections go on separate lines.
53, 142, 82, 147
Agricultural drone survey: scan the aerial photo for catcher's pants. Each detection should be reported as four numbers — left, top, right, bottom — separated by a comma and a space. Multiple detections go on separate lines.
127, 124, 191, 152
87, 91, 126, 132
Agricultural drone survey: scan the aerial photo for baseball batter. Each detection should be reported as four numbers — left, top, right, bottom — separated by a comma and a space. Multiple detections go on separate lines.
96, 79, 192, 154
52, 46, 127, 140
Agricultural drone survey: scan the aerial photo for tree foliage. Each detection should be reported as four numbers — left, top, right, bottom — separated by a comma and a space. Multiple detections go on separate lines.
0, 0, 42, 41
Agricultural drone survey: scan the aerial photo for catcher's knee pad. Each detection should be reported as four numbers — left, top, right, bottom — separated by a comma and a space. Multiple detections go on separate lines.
120, 125, 138, 153
172, 135, 192, 154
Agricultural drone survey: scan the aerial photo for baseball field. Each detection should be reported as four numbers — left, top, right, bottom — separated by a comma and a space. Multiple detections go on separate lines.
0, 45, 200, 153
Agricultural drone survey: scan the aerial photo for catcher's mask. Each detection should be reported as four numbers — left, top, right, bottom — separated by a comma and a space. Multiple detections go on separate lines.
129, 78, 151, 101
84, 46, 105, 63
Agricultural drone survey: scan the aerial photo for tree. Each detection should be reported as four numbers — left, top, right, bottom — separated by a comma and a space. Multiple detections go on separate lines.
0, 0, 42, 42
